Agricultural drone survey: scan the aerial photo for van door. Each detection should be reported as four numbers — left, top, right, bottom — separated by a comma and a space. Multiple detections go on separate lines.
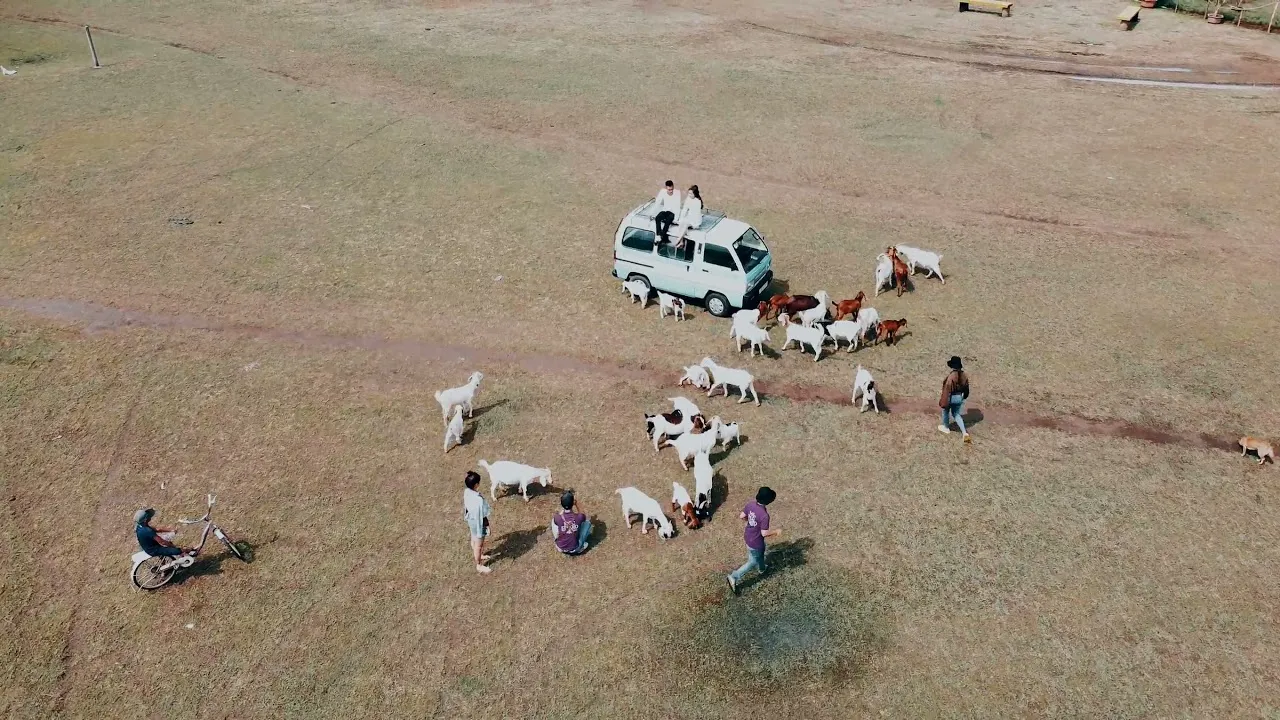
652, 240, 697, 297
697, 242, 746, 307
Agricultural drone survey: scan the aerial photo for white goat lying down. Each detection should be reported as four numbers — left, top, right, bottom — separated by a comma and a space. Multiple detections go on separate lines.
478, 460, 551, 502
778, 313, 825, 361
434, 371, 483, 425
851, 364, 881, 413
874, 253, 894, 296
700, 358, 760, 406
679, 364, 712, 390
729, 308, 761, 338
657, 291, 686, 321
444, 406, 465, 452
616, 487, 675, 538
825, 307, 880, 352
622, 278, 650, 306
892, 245, 944, 284
665, 418, 722, 470
693, 450, 713, 516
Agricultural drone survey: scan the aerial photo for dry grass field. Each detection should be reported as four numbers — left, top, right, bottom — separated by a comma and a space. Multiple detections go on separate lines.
3, 0, 1280, 717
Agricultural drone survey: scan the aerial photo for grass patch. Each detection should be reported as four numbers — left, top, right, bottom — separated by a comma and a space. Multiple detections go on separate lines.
1157, 0, 1279, 25
664, 554, 891, 687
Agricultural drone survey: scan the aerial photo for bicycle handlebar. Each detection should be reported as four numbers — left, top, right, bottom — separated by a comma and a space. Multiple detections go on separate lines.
176, 494, 217, 525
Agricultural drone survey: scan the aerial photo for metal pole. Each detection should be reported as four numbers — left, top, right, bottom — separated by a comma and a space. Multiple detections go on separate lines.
1268, 0, 1277, 31
85, 26, 101, 68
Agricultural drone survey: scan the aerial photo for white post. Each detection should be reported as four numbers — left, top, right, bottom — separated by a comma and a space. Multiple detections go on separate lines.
1268, 0, 1278, 31
85, 26, 101, 68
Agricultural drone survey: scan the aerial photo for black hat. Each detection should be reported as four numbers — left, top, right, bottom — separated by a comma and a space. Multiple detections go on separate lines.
560, 490, 575, 510
948, 356, 963, 370
755, 486, 776, 505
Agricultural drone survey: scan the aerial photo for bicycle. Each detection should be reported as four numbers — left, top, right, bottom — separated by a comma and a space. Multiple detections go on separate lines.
130, 494, 247, 590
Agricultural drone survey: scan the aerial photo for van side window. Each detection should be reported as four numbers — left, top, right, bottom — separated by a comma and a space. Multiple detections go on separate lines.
657, 241, 694, 263
703, 244, 739, 271
621, 227, 655, 252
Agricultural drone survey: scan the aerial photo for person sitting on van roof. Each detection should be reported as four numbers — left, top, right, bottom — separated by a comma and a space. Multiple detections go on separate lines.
654, 180, 681, 243
673, 185, 704, 251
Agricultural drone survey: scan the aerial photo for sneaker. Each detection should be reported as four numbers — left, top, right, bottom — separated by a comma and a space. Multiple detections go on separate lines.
962, 433, 972, 444
727, 575, 738, 595
475, 564, 492, 574
937, 425, 951, 434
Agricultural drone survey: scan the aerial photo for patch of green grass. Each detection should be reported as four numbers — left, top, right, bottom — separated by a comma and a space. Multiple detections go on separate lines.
1158, 0, 1279, 25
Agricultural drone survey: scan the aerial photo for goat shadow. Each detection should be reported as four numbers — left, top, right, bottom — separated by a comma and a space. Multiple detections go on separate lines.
738, 536, 815, 592
468, 399, 509, 421
709, 437, 746, 465
769, 278, 791, 296
708, 472, 729, 517
494, 483, 561, 503
493, 524, 546, 564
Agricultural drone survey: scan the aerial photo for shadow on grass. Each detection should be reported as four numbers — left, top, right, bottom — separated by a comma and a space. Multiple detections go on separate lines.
493, 525, 545, 564
661, 548, 891, 690
171, 539, 257, 585
961, 407, 984, 429
738, 537, 814, 593
469, 399, 509, 420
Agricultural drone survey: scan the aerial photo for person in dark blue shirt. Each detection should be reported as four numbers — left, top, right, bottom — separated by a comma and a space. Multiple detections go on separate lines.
134, 508, 188, 557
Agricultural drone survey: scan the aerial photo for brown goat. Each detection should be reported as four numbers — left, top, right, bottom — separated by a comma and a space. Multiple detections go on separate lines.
758, 293, 821, 321
877, 318, 907, 346
887, 248, 911, 297
834, 291, 866, 321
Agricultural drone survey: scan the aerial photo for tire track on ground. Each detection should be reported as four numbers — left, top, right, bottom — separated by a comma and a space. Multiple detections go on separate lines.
0, 296, 1237, 454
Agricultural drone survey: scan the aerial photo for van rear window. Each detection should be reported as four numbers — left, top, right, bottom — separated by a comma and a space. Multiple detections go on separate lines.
621, 227, 655, 253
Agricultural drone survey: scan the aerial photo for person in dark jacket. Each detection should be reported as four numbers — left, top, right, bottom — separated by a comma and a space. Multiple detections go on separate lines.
938, 356, 971, 441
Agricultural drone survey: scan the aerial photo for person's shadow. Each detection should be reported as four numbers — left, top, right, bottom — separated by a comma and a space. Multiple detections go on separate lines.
738, 537, 814, 592
492, 525, 545, 564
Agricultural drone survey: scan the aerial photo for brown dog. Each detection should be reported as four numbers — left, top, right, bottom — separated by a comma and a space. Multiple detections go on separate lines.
1239, 436, 1275, 465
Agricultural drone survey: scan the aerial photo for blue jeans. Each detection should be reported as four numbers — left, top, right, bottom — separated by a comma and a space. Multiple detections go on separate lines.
554, 518, 592, 554
730, 546, 766, 583
941, 393, 967, 434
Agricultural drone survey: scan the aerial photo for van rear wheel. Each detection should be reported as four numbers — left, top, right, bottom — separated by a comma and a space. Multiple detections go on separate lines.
705, 292, 732, 318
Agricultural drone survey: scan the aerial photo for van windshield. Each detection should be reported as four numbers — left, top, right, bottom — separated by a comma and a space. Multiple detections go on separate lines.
733, 229, 769, 273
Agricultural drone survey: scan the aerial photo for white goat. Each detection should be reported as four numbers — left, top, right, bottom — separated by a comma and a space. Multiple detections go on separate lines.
851, 364, 881, 413
657, 291, 686, 321
679, 364, 711, 390
622, 279, 650, 306
616, 487, 675, 538
645, 411, 696, 452
893, 245, 945, 284
729, 308, 761, 338
665, 419, 722, 469
700, 358, 760, 405
672, 481, 695, 511
874, 253, 894, 296
443, 406, 465, 452
734, 323, 770, 356
693, 450, 714, 515
709, 416, 741, 448
779, 313, 825, 362
433, 371, 483, 425
669, 396, 702, 419
826, 307, 880, 352
477, 460, 551, 502
798, 291, 831, 328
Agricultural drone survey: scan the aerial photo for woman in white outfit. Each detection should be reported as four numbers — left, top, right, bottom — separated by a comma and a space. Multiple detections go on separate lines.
673, 185, 703, 250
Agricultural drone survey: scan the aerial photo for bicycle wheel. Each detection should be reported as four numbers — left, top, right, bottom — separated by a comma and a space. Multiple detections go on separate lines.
132, 555, 176, 590
215, 527, 248, 562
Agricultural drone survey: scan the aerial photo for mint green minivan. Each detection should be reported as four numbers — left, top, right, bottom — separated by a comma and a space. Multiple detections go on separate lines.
611, 199, 774, 317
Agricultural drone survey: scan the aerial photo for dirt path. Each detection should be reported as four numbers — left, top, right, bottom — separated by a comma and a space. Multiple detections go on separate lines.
0, 296, 1238, 454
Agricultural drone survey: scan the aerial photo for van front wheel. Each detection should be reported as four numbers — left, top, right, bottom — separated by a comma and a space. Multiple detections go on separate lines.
705, 293, 732, 318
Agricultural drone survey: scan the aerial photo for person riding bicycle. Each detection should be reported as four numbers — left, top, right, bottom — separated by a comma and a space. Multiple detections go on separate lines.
133, 508, 190, 558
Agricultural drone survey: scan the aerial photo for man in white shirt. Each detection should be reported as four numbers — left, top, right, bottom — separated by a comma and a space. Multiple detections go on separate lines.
654, 180, 681, 243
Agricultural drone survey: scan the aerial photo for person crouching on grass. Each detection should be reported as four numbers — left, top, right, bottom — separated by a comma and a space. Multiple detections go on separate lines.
462, 471, 492, 574
727, 486, 779, 595
551, 490, 592, 556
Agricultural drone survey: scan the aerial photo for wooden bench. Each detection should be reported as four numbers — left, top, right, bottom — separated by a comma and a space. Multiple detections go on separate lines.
1117, 5, 1141, 29
958, 0, 1013, 16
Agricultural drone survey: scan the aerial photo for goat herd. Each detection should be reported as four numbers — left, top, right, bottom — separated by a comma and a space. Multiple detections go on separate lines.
430, 243, 950, 550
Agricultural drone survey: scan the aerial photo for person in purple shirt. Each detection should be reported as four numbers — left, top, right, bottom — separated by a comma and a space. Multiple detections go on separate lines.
727, 486, 779, 595
551, 490, 592, 555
